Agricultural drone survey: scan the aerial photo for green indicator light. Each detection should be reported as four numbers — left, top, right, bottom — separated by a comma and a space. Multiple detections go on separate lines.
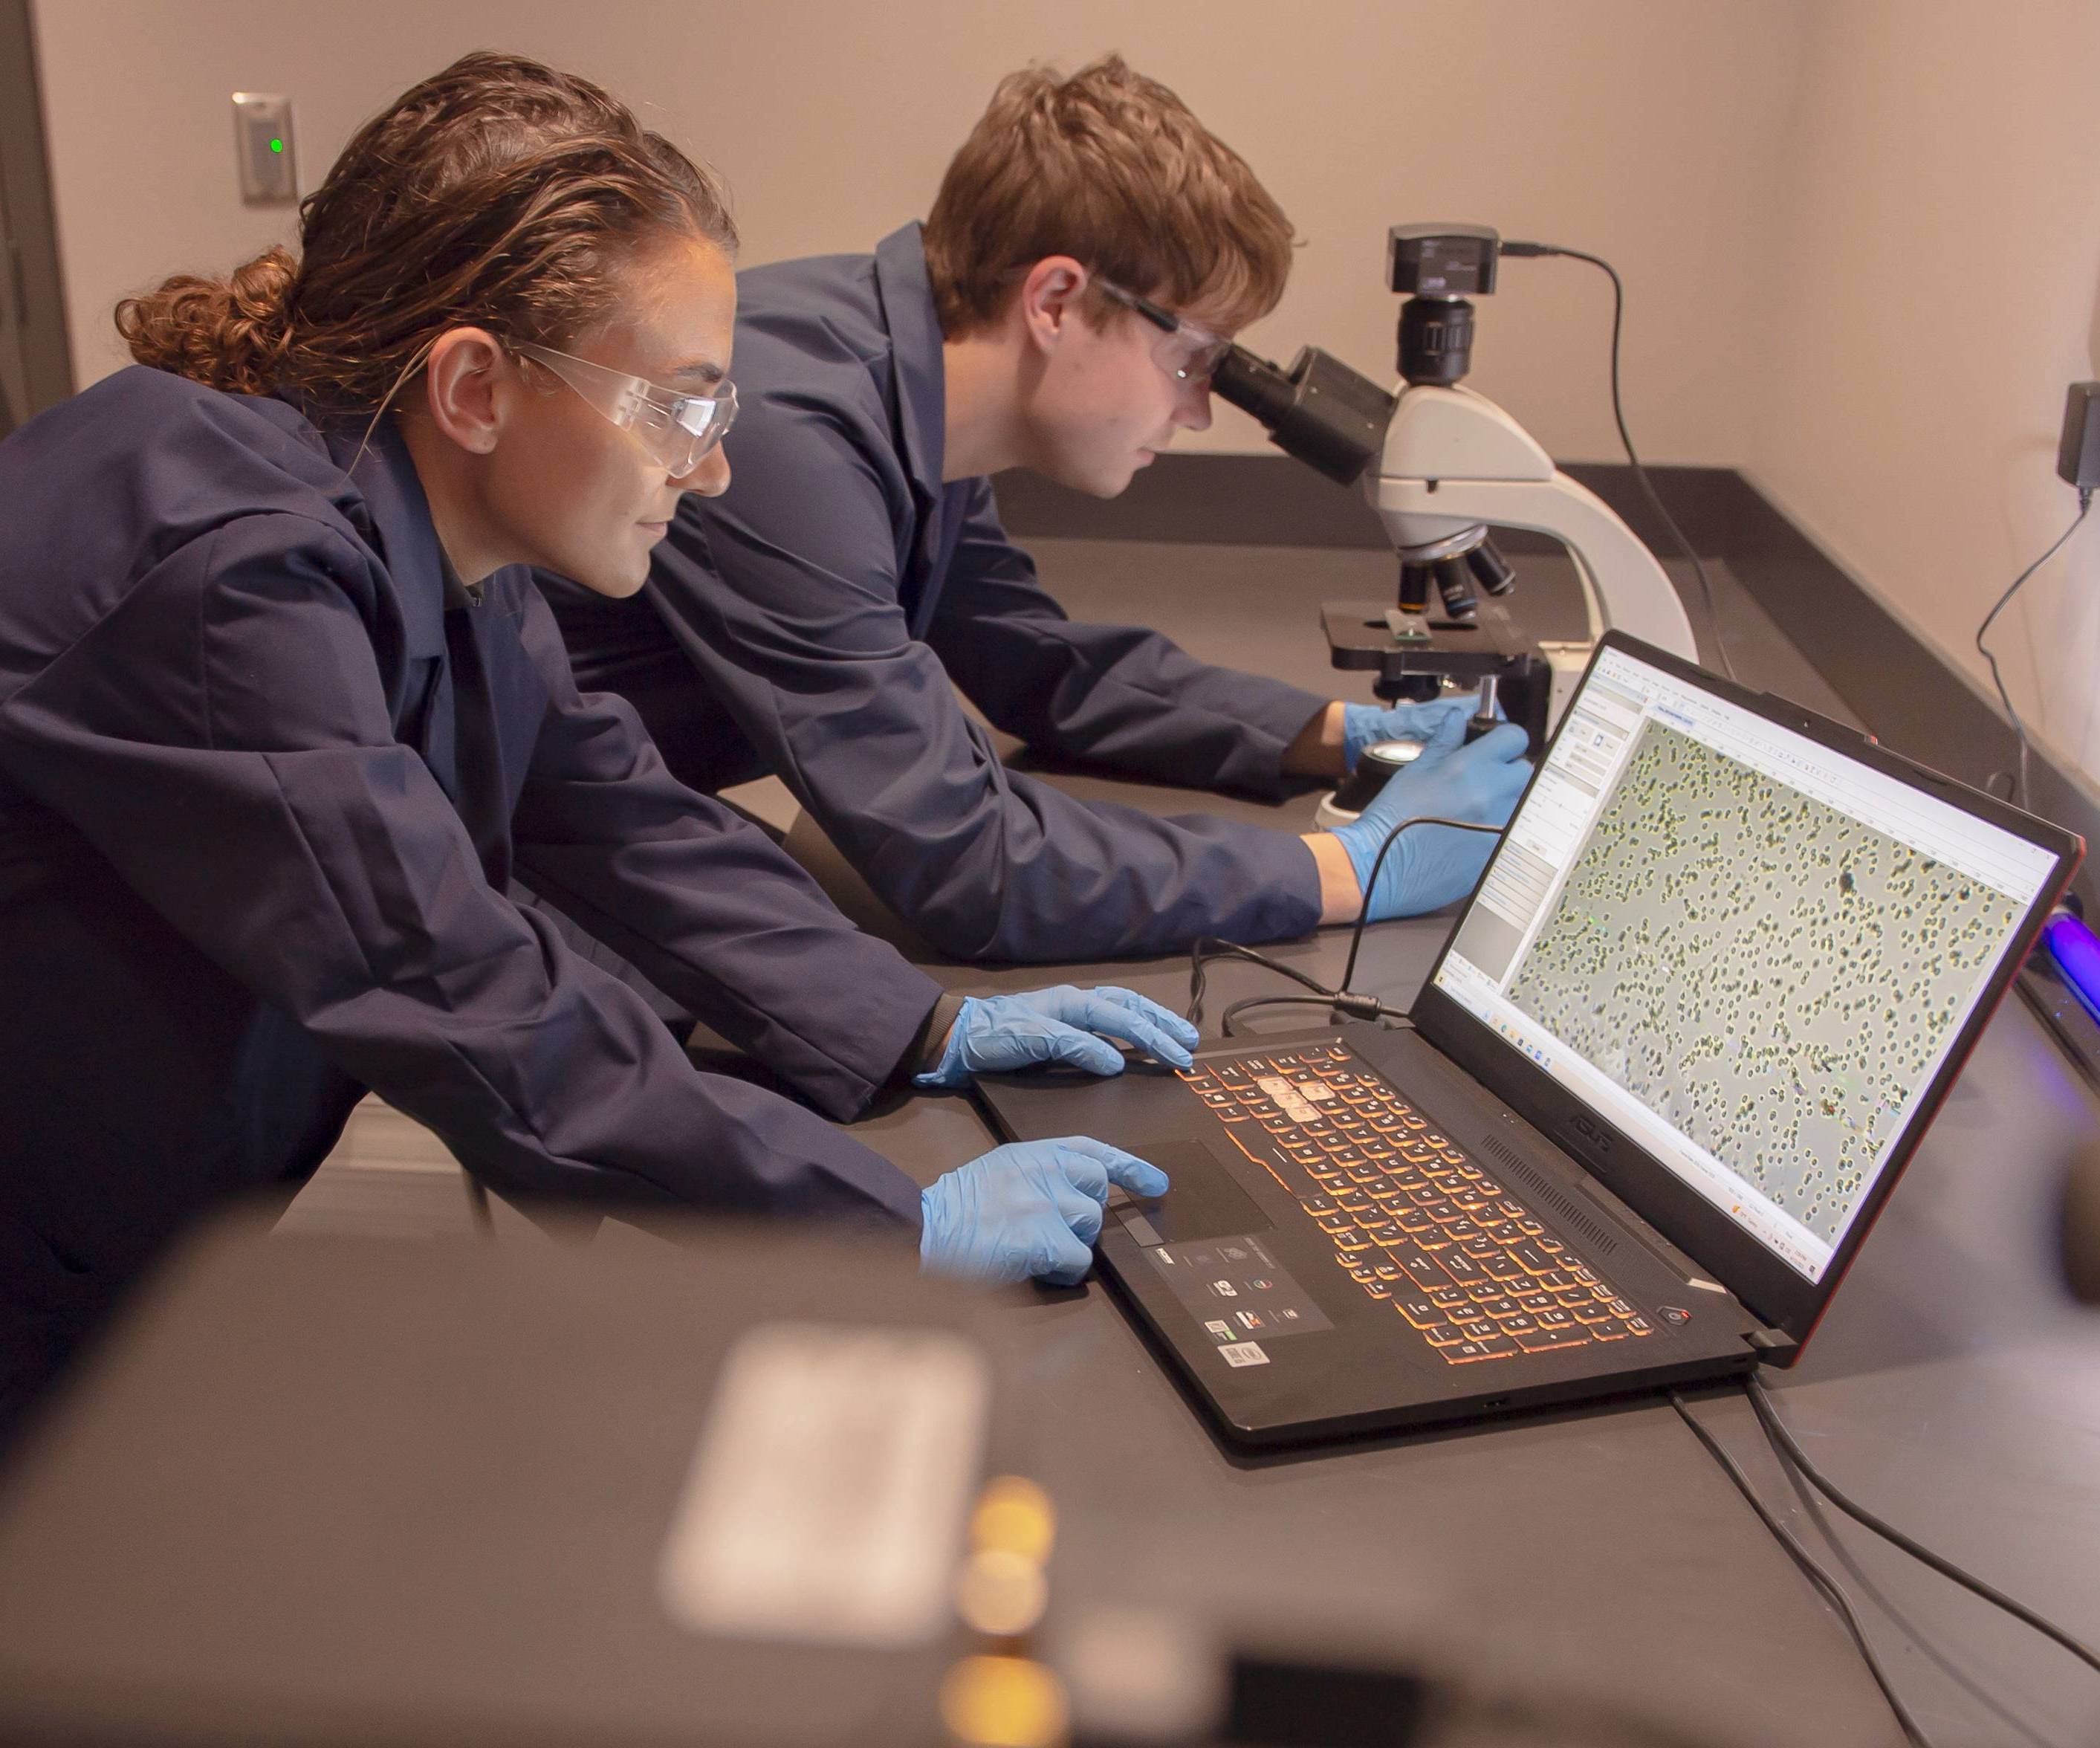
269, 137, 283, 153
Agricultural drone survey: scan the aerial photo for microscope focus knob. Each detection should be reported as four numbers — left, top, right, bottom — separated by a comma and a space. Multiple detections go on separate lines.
1323, 739, 1426, 823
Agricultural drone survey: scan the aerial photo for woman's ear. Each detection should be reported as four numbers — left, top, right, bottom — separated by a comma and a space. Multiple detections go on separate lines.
420, 328, 508, 454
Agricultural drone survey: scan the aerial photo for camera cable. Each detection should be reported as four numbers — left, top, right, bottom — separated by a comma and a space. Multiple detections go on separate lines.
1504, 241, 1734, 682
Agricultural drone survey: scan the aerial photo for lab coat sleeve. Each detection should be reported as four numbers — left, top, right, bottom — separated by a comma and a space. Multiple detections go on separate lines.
505, 583, 948, 1114
644, 401, 1324, 962
927, 479, 1332, 800
0, 514, 921, 1231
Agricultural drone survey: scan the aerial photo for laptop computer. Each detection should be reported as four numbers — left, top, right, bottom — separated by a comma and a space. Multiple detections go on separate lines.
977, 633, 2082, 1448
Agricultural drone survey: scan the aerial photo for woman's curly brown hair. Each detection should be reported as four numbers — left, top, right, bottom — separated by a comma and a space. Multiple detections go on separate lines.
116, 51, 736, 409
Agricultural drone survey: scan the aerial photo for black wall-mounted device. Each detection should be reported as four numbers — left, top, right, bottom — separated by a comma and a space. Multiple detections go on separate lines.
2058, 381, 2100, 492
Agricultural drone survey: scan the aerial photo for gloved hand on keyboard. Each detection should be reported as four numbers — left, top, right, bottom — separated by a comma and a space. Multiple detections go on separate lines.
919, 1138, 1170, 1284
915, 985, 1200, 1089
1326, 712, 1532, 921
1340, 696, 1482, 771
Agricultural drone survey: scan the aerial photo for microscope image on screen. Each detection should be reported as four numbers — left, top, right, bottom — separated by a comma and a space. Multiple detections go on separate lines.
1503, 721, 2023, 1244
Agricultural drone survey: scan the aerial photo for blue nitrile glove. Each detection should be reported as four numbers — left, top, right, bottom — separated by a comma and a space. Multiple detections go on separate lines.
1341, 695, 1482, 771
1328, 713, 1533, 919
915, 985, 1200, 1089
919, 1138, 1170, 1284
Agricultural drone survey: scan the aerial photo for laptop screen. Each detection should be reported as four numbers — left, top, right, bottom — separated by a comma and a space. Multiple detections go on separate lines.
1431, 646, 2060, 1284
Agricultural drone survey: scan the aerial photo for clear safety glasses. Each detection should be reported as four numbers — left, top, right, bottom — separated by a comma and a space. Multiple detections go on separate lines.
514, 342, 738, 476
1095, 279, 1232, 386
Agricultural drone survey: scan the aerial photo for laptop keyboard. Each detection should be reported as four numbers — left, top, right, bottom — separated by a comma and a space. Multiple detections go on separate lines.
1178, 1044, 1654, 1366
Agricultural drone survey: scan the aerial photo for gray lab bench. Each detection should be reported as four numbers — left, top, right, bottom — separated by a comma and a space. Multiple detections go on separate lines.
777, 534, 2100, 1748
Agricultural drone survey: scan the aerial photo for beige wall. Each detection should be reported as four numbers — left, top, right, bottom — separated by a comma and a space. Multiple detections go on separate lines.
1744, 0, 2100, 781
31, 0, 1801, 466
28, 1, 2100, 781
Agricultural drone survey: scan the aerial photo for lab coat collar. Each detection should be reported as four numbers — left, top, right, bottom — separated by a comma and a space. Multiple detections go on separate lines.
872, 222, 947, 495
314, 413, 451, 660
438, 551, 484, 612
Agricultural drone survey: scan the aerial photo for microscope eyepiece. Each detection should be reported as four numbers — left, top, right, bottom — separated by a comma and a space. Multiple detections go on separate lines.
1208, 347, 1297, 430
1211, 344, 1395, 488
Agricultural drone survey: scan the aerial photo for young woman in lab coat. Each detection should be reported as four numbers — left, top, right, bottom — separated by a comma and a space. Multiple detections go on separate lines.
0, 52, 1185, 1443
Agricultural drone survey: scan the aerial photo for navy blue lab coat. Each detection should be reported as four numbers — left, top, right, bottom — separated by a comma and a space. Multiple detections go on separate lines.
540, 224, 1327, 963
0, 367, 940, 1432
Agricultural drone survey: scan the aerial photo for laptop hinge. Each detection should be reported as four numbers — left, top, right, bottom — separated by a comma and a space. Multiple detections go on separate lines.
1743, 1327, 1798, 1359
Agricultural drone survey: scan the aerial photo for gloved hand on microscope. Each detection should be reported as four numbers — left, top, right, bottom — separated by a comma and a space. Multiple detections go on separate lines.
1323, 706, 1533, 921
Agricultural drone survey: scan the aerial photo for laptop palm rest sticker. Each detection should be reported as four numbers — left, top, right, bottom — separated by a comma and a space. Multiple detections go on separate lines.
1109, 1140, 1335, 1349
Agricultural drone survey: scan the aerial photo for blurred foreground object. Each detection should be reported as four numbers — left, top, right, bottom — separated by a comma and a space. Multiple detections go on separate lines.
0, 1212, 1012, 1747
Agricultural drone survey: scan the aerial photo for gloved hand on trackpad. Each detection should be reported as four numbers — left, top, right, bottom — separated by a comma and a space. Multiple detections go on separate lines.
919, 1138, 1170, 1284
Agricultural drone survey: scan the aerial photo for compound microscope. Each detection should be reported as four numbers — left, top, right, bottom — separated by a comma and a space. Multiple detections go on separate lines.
1211, 224, 1698, 817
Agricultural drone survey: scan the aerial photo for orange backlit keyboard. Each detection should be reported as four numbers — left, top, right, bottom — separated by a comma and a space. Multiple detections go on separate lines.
1179, 1043, 1653, 1365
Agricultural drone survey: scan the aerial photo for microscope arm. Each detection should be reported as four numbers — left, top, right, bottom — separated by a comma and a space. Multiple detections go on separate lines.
1370, 384, 1699, 663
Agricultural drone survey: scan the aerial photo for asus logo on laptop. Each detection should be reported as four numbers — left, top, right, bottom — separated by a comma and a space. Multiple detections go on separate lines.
1568, 1113, 1613, 1154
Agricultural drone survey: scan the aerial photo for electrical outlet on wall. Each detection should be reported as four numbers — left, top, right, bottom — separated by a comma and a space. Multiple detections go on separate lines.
230, 93, 297, 207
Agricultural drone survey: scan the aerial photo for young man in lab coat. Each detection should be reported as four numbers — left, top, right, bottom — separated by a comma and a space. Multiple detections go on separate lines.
539, 56, 1530, 965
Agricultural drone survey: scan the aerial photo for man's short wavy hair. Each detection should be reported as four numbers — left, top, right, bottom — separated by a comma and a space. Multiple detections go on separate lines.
923, 55, 1294, 339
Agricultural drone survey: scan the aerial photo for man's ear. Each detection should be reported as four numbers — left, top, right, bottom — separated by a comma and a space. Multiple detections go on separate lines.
1014, 256, 1089, 357
420, 328, 509, 455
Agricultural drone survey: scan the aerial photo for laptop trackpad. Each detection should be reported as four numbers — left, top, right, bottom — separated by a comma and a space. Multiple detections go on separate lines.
1114, 1139, 1274, 1246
